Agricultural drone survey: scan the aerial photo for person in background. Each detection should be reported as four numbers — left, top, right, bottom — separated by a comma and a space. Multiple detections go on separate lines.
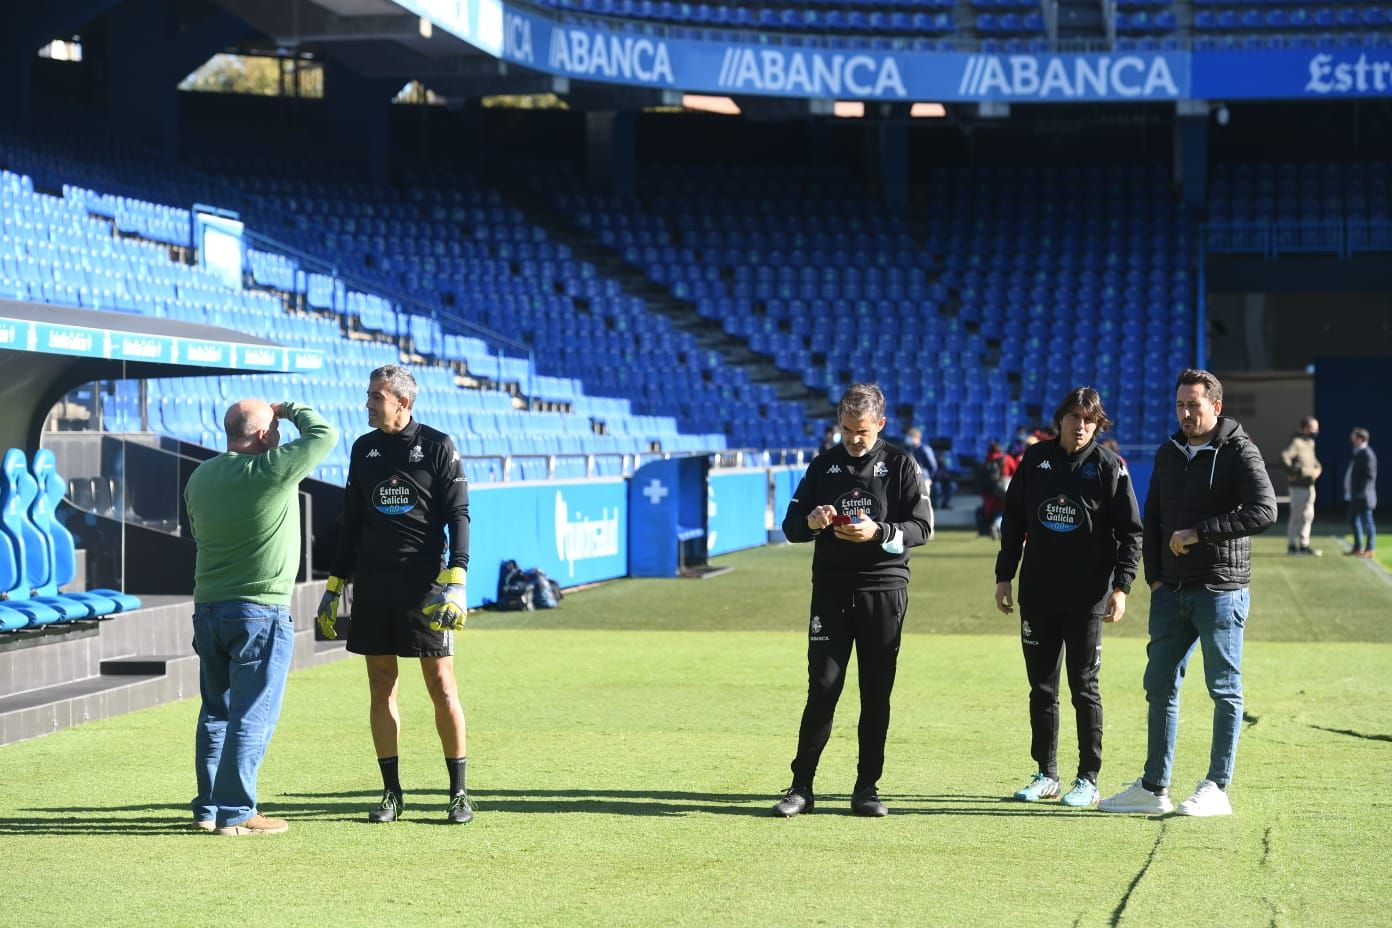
933, 445, 957, 511
980, 440, 1017, 540
1346, 427, 1378, 558
1280, 417, 1322, 556
903, 427, 938, 495
994, 387, 1142, 808
184, 398, 336, 836
820, 425, 841, 453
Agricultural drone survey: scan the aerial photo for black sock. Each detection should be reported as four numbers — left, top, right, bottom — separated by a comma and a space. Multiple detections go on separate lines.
1142, 779, 1167, 796
378, 756, 402, 795
446, 756, 467, 797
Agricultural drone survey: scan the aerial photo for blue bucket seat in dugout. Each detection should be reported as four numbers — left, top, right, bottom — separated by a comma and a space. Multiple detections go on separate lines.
0, 449, 69, 626
31, 449, 135, 614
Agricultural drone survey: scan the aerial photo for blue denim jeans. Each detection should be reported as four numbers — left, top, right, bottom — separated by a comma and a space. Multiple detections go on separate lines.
191, 601, 295, 828
1143, 584, 1249, 788
1350, 503, 1376, 552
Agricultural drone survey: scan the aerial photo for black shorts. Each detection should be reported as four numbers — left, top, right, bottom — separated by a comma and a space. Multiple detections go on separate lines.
346, 565, 454, 659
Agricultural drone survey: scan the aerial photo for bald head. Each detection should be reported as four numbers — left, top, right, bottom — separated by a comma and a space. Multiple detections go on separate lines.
224, 399, 279, 453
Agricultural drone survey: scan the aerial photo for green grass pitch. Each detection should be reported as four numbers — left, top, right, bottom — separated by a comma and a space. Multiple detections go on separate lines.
1, 528, 1389, 927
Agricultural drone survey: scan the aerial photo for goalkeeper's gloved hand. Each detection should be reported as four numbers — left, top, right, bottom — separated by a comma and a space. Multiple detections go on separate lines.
422, 567, 468, 631
317, 576, 345, 639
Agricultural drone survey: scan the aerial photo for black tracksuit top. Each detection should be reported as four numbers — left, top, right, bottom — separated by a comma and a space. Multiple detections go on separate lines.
330, 419, 470, 576
782, 439, 934, 591
995, 438, 1143, 615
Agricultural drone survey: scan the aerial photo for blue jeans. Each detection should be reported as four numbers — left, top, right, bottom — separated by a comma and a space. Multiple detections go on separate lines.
191, 602, 295, 828
1143, 584, 1249, 788
1350, 503, 1376, 552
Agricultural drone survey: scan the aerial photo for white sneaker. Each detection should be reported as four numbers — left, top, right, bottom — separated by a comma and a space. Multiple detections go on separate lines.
1176, 779, 1232, 817
1098, 778, 1175, 814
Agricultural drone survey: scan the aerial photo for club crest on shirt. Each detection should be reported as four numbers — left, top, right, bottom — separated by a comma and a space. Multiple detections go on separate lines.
409, 444, 424, 463
874, 461, 889, 477
1081, 462, 1098, 481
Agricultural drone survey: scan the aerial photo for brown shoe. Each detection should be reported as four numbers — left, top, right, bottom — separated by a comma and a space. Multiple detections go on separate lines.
217, 813, 289, 836
1359, 550, 1377, 559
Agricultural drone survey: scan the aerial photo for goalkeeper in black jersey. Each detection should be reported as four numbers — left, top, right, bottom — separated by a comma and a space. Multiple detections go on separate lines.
315, 365, 474, 825
772, 384, 934, 818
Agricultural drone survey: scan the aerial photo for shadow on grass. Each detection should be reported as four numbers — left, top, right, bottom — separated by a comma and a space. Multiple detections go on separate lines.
0, 791, 1109, 833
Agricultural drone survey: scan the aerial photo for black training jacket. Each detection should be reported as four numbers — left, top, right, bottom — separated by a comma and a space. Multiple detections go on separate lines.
1142, 416, 1276, 589
995, 437, 1143, 615
330, 418, 470, 576
782, 439, 934, 591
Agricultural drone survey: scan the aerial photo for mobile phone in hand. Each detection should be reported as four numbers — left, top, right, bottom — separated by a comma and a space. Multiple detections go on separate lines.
830, 514, 856, 526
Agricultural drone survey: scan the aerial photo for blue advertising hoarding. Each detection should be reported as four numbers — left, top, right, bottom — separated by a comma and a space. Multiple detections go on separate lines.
469, 478, 627, 607
707, 469, 769, 556
398, 0, 1392, 102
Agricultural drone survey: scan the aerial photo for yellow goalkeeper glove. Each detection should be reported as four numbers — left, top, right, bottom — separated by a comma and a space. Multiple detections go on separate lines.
421, 567, 467, 631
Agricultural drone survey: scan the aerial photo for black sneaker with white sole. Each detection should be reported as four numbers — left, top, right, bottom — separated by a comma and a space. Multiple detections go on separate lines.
772, 786, 815, 818
368, 790, 403, 823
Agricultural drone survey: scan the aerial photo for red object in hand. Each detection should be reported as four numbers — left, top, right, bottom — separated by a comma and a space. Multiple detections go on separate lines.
830, 514, 857, 525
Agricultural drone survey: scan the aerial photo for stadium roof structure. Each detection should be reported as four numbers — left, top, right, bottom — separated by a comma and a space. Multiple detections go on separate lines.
0, 302, 322, 451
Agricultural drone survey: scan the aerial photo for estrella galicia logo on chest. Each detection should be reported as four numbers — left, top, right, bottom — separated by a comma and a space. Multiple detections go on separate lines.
1038, 494, 1085, 533
372, 475, 418, 515
1080, 462, 1098, 481
835, 487, 879, 521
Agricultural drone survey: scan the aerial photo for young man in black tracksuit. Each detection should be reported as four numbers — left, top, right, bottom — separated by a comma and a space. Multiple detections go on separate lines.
994, 387, 1142, 807
773, 383, 934, 818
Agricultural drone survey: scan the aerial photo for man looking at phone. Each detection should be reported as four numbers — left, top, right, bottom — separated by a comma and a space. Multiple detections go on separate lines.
771, 384, 935, 818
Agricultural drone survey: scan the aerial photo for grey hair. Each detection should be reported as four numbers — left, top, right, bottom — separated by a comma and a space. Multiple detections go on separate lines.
370, 365, 418, 406
837, 383, 885, 421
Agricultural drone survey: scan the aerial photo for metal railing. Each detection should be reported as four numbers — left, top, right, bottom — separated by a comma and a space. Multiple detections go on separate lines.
1202, 218, 1392, 260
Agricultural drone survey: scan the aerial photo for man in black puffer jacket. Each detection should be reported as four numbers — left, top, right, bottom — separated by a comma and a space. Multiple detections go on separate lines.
1100, 369, 1276, 819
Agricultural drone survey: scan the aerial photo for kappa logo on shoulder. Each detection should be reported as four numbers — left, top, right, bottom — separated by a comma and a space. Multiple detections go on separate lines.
826, 464, 842, 475
365, 448, 381, 459
1037, 459, 1052, 470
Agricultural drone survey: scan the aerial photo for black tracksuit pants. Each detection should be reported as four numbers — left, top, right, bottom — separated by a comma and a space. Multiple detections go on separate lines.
790, 586, 907, 792
1019, 607, 1103, 783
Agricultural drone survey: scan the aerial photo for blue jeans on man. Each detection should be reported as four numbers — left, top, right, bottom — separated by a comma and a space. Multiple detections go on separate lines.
1349, 502, 1376, 553
1142, 583, 1249, 789
191, 601, 295, 828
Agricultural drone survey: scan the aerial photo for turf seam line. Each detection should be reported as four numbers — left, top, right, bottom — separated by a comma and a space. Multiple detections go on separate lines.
1109, 820, 1168, 928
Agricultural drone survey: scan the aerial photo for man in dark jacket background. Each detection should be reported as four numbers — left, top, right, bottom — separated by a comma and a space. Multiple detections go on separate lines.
1100, 369, 1276, 818
1345, 427, 1378, 558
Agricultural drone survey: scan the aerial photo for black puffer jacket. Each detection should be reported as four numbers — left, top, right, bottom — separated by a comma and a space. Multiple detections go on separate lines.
1143, 417, 1277, 588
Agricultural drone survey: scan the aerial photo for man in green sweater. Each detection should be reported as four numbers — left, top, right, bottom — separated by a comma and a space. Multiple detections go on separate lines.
184, 398, 335, 836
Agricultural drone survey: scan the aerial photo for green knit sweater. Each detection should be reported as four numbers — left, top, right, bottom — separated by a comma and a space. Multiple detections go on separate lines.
184, 402, 337, 604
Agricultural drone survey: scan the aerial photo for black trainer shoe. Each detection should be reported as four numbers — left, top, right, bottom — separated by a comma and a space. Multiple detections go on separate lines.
772, 786, 814, 818
368, 790, 403, 823
851, 789, 888, 817
446, 792, 474, 824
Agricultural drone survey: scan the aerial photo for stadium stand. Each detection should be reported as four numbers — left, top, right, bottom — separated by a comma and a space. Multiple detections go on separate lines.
530, 160, 1193, 451
0, 142, 774, 482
